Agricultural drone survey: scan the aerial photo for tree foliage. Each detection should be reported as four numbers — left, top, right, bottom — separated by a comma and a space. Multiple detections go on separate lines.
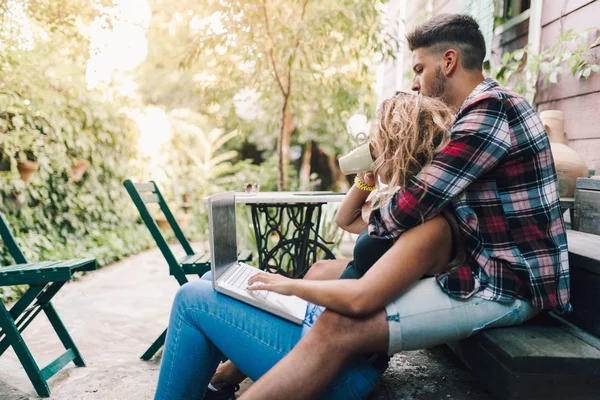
140, 0, 396, 190
0, 0, 153, 300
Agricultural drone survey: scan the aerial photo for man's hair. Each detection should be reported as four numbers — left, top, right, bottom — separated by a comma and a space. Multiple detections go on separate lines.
406, 14, 485, 71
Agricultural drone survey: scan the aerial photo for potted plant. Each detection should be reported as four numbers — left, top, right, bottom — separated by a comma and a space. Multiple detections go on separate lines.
15, 132, 44, 183
155, 212, 192, 231
70, 158, 90, 182
16, 154, 39, 182
65, 132, 92, 182
2, 111, 47, 182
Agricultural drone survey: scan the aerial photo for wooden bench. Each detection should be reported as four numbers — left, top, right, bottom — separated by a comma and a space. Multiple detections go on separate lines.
448, 179, 600, 400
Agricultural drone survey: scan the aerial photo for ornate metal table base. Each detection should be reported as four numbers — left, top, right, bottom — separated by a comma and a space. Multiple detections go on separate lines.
249, 203, 335, 278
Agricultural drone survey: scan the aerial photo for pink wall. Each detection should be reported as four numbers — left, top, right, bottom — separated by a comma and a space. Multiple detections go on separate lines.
536, 0, 600, 171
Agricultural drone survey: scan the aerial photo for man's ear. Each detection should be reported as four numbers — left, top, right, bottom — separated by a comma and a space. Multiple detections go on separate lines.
442, 49, 459, 76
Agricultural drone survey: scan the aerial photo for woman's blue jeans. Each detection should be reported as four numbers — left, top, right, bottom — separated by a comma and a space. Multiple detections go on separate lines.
154, 274, 382, 400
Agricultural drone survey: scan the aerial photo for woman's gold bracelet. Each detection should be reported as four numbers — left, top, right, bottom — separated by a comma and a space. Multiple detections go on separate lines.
354, 176, 376, 191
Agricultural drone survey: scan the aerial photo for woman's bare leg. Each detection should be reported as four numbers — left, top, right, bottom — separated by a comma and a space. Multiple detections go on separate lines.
303, 259, 349, 280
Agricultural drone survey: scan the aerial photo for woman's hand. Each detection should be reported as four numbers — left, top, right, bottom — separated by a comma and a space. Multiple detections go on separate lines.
358, 172, 376, 187
247, 272, 295, 296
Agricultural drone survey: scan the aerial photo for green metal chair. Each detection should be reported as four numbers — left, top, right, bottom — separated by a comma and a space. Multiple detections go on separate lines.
0, 213, 97, 397
123, 179, 250, 360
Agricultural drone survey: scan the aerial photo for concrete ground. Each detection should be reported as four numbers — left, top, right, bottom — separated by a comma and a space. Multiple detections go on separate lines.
0, 244, 495, 400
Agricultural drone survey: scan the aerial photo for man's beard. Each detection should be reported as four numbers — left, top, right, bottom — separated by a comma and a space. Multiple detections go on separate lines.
428, 66, 447, 99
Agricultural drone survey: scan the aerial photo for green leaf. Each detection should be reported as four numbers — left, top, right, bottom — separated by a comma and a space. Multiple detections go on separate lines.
582, 67, 592, 79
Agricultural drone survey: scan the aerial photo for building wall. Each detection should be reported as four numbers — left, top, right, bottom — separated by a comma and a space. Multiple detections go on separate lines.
536, 0, 600, 171
490, 13, 530, 67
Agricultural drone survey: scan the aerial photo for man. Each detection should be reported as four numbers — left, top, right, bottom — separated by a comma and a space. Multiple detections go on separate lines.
235, 13, 570, 399
161, 13, 570, 400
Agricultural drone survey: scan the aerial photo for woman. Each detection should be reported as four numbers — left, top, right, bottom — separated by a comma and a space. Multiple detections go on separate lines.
154, 93, 537, 400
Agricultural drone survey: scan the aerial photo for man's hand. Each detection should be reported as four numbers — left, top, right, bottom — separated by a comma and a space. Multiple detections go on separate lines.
247, 272, 295, 296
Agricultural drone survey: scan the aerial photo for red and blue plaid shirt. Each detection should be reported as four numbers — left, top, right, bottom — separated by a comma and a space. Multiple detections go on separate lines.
369, 79, 571, 312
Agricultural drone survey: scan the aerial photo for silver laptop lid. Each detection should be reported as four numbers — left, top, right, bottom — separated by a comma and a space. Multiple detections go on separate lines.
207, 191, 238, 283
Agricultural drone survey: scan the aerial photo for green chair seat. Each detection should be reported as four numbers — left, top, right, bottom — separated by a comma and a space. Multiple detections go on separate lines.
177, 250, 252, 275
178, 253, 211, 275
0, 258, 97, 285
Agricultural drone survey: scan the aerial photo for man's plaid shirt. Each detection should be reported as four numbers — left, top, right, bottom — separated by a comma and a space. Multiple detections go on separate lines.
369, 79, 571, 313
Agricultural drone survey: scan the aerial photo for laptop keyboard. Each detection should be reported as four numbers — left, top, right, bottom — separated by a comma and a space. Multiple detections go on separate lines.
222, 263, 270, 300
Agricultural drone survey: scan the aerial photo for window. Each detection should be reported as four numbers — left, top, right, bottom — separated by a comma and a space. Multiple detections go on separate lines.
503, 0, 531, 20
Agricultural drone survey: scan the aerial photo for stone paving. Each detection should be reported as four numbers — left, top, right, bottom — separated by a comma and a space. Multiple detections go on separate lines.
0, 244, 495, 400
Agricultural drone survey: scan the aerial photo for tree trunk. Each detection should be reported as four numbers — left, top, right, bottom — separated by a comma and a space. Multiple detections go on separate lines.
299, 141, 312, 189
327, 153, 349, 191
278, 99, 294, 191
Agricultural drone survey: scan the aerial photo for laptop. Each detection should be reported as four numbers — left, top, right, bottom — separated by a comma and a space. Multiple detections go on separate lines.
207, 191, 308, 324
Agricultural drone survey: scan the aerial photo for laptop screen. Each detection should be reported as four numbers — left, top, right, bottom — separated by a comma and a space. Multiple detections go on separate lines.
208, 192, 238, 282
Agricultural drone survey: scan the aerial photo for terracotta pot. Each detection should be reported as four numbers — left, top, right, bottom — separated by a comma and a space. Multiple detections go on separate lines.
17, 160, 39, 183
155, 213, 191, 231
540, 110, 588, 197
71, 159, 90, 182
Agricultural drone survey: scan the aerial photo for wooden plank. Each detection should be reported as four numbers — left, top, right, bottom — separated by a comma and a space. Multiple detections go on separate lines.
449, 337, 600, 400
133, 182, 155, 193
567, 229, 600, 273
573, 189, 600, 234
567, 139, 600, 168
541, 0, 600, 42
0, 270, 73, 285
480, 325, 600, 374
537, 93, 600, 141
565, 307, 600, 339
541, 0, 596, 27
140, 193, 159, 204
577, 177, 600, 191
433, 0, 459, 15
492, 17, 529, 49
39, 349, 76, 381
569, 267, 600, 337
0, 261, 59, 273
570, 265, 600, 309
535, 48, 600, 103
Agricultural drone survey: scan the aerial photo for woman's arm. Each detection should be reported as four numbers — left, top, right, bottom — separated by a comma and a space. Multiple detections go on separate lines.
249, 214, 452, 316
334, 172, 375, 234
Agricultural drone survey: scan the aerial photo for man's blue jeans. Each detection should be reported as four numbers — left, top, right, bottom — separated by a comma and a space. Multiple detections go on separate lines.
154, 274, 383, 400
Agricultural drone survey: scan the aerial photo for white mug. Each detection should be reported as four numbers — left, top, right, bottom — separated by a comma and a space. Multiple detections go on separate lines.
338, 143, 374, 175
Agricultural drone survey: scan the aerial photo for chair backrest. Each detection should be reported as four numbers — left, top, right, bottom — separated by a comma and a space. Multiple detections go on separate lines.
123, 179, 194, 285
0, 213, 28, 265
573, 178, 600, 235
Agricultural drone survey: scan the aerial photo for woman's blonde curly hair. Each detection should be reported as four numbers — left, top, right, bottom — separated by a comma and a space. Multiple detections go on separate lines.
370, 92, 455, 208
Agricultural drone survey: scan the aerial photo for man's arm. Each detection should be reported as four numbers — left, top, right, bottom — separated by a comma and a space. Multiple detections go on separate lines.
369, 96, 511, 238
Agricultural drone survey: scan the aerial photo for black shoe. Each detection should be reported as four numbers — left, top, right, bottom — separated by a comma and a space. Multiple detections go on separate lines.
202, 384, 240, 400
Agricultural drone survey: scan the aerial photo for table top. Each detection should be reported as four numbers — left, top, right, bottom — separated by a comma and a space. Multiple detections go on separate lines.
235, 191, 346, 204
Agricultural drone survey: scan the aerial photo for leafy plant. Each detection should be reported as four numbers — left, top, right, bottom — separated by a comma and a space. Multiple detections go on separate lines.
491, 28, 600, 102
0, 0, 154, 301
178, 0, 396, 191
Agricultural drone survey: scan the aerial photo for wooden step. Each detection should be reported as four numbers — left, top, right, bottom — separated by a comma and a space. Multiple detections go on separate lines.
448, 229, 600, 400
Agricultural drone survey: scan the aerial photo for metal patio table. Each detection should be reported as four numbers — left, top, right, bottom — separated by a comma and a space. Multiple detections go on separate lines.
235, 192, 345, 278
